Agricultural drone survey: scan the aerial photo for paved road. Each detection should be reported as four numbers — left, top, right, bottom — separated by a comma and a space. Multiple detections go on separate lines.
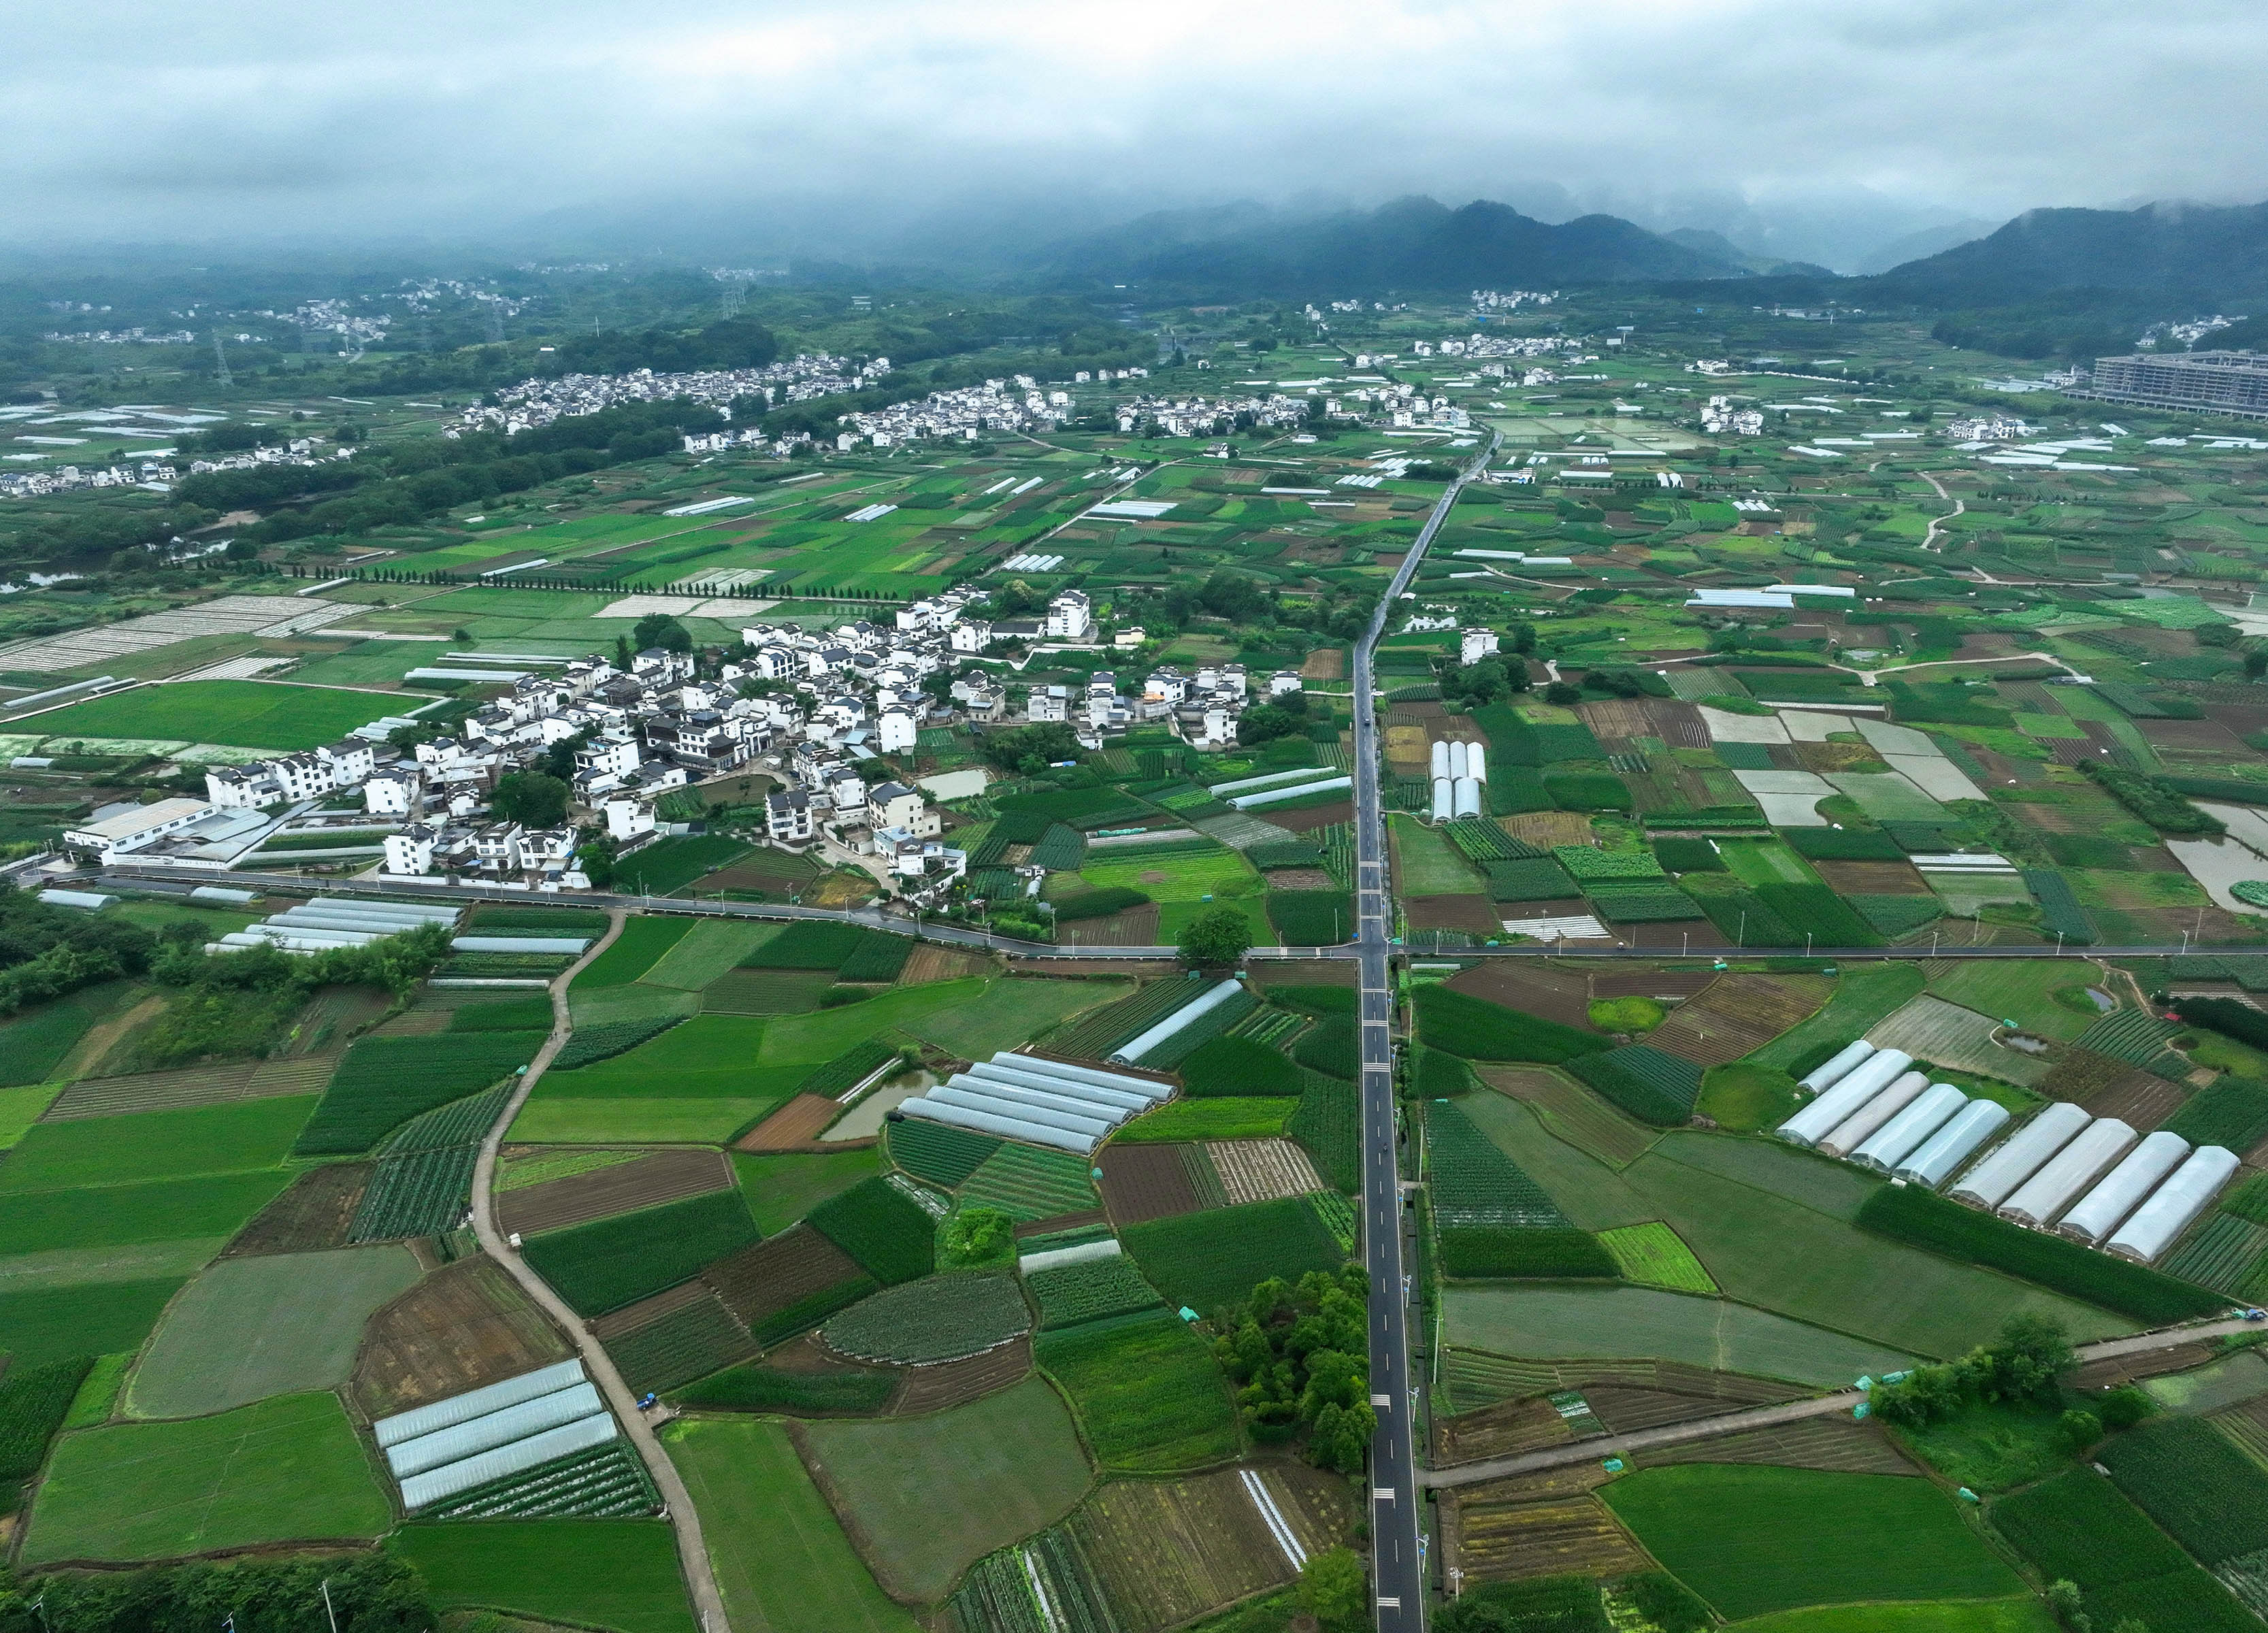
1355, 433, 1500, 1632
466, 911, 731, 1633
1422, 1316, 2265, 1491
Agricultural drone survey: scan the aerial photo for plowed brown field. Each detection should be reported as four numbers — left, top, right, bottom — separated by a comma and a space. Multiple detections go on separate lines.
498, 1149, 733, 1236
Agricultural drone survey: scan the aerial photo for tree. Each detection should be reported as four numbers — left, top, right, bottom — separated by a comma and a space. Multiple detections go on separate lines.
1238, 702, 1308, 744
981, 722, 1082, 775
1543, 681, 1581, 705
1296, 1548, 1368, 1632
2060, 1407, 2102, 1451
940, 1206, 1017, 1267
1179, 906, 1254, 969
2248, 647, 2268, 680
631, 612, 692, 654
2099, 1385, 2153, 1430
2045, 1580, 2087, 1632
491, 770, 570, 828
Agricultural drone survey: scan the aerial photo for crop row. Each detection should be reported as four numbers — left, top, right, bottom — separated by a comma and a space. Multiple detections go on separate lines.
808, 1176, 939, 1285
1051, 979, 1208, 1061
295, 1031, 548, 1155
822, 1271, 1031, 1363
1554, 846, 1664, 882
1566, 1047, 1702, 1127
1027, 1255, 1162, 1331
1427, 1101, 1568, 1228
553, 1014, 682, 1071
1445, 818, 1534, 863
800, 1038, 900, 1100
1136, 989, 1260, 1070
421, 1441, 659, 1521
1413, 987, 1606, 1066
0, 1357, 93, 1483
349, 1142, 480, 1242
1855, 1186, 2222, 1324
376, 1081, 514, 1157
890, 1117, 1003, 1188
959, 1144, 1098, 1221
606, 1294, 759, 1396
1439, 1226, 1617, 1279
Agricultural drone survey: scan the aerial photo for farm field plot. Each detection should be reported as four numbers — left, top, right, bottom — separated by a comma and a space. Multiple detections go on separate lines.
893, 1334, 1035, 1415
23, 680, 390, 750
1639, 1415, 1917, 1477
0, 1274, 191, 1370
1625, 1142, 2125, 1357
910, 976, 1130, 1061
792, 1374, 1092, 1602
1066, 1466, 1350, 1633
1864, 995, 2051, 1087
664, 1417, 915, 1633
1451, 1492, 1651, 1584
498, 1149, 734, 1238
1645, 975, 1828, 1067
702, 1223, 872, 1338
538, 1014, 796, 1099
391, 1519, 699, 1633
758, 978, 989, 1066
1747, 966, 1926, 1073
574, 916, 693, 987
734, 1093, 847, 1151
1988, 1467, 2257, 1633
1599, 1222, 1718, 1293
127, 1243, 421, 1419
733, 1148, 879, 1234
508, 1094, 774, 1147
24, 1390, 392, 1563
1443, 1286, 1911, 1387
523, 1187, 763, 1317
0, 1169, 294, 1257
1392, 815, 1488, 896
600, 1285, 761, 1396
1925, 961, 2107, 1041
957, 1142, 1100, 1221
1478, 1067, 1660, 1168
0, 1094, 316, 1192
297, 1032, 544, 1154
821, 1271, 1031, 1364
1602, 1464, 2024, 1622
351, 1256, 574, 1419
1027, 1253, 1163, 1330
1036, 1308, 1240, 1471
1098, 1143, 1204, 1224
638, 919, 778, 989
1720, 1603, 2057, 1633
1206, 1138, 1324, 1206
1123, 1195, 1344, 1315
38, 1053, 339, 1121
214, 1161, 363, 1255
1117, 1097, 1297, 1142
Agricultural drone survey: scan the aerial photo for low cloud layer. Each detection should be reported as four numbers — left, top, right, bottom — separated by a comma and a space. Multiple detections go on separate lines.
5, 0, 2263, 265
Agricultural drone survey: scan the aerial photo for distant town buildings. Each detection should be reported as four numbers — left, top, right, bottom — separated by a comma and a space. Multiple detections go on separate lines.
2075, 352, 2268, 421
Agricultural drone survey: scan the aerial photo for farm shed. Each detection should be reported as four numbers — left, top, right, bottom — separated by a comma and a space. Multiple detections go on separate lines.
1948, 1102, 2090, 1209
1852, 1083, 1967, 1172
1777, 1051, 1915, 1147
1818, 1072, 1930, 1158
1113, 979, 1247, 1065
1999, 1118, 2137, 1230
1894, 1100, 2010, 1187
1800, 1040, 1875, 1094
2107, 1145, 2242, 1262
2055, 1132, 2192, 1245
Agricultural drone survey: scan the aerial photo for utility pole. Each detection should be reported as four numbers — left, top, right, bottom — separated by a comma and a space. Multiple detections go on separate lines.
209, 330, 232, 390
487, 303, 506, 344
721, 281, 744, 320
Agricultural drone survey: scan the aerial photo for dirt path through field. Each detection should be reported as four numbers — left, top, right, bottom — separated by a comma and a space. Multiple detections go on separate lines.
1424, 1316, 2264, 1489
467, 908, 731, 1633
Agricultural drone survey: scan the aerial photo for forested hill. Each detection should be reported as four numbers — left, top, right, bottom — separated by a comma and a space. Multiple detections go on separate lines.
1035, 195, 1773, 297
1869, 198, 2268, 305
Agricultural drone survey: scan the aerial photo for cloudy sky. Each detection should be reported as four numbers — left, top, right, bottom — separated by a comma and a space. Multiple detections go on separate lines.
5, 0, 2264, 267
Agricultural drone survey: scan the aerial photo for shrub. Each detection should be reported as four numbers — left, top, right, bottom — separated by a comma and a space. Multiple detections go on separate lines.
2081, 761, 2226, 836
2169, 995, 2268, 1052
1413, 987, 1606, 1064
1855, 1186, 2222, 1323
1181, 1034, 1304, 1096
807, 1176, 938, 1285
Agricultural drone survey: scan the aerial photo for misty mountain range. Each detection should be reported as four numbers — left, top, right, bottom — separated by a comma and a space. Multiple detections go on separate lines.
1019, 193, 2268, 309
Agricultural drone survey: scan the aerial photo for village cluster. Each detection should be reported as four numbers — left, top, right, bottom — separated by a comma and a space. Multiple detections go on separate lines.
59, 580, 1300, 906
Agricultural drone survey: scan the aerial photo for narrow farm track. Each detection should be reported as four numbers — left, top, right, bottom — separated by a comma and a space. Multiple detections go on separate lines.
1422, 1316, 2265, 1491
466, 907, 732, 1633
